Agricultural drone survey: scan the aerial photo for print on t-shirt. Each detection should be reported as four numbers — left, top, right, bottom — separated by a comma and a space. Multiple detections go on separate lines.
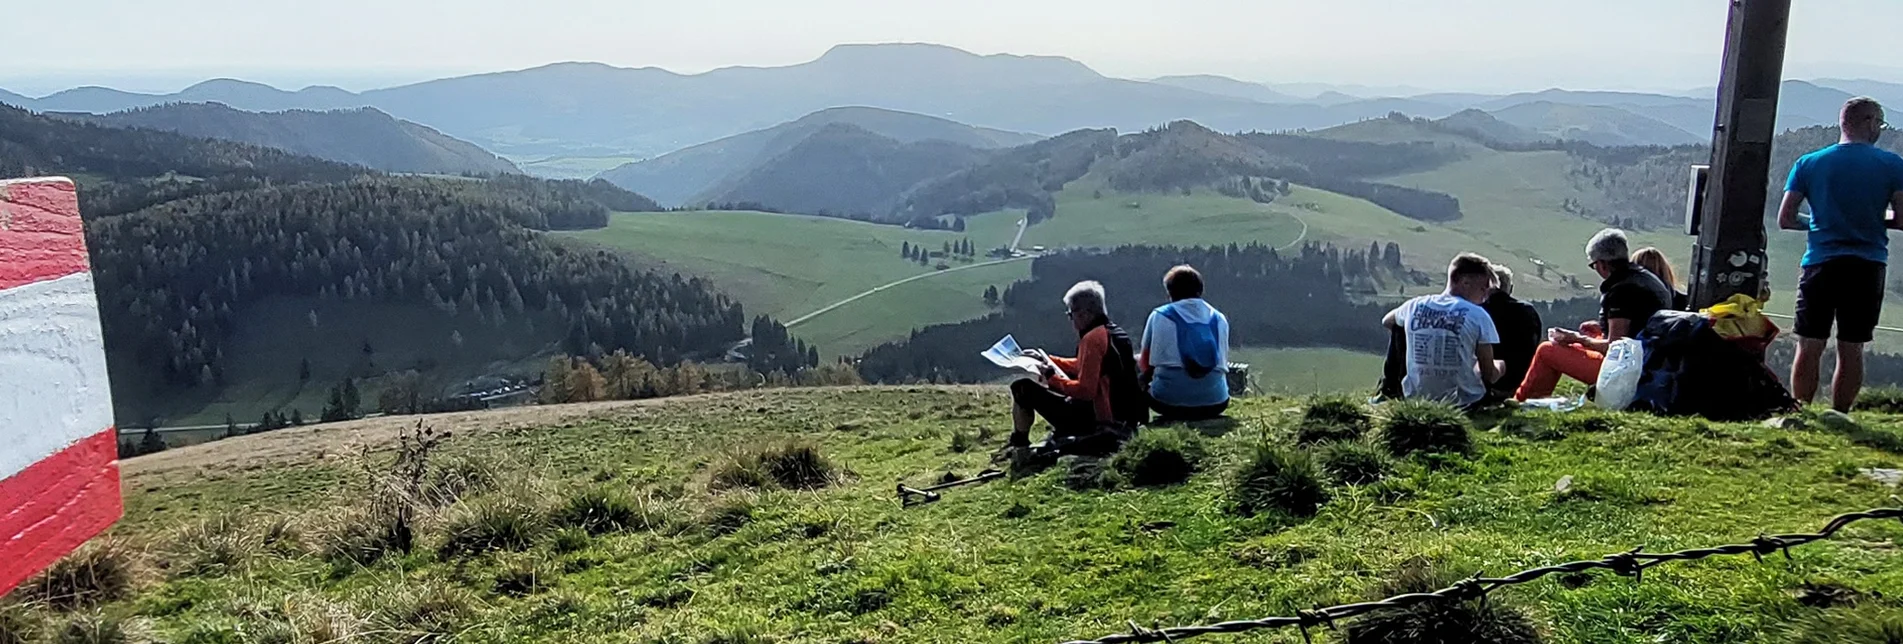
1394, 294, 1500, 407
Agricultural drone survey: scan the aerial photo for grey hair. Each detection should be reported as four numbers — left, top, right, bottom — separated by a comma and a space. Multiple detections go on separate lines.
1491, 264, 1514, 295
1586, 228, 1630, 262
1063, 280, 1107, 317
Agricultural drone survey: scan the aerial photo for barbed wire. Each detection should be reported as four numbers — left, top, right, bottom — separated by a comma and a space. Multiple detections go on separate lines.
1061, 506, 1903, 644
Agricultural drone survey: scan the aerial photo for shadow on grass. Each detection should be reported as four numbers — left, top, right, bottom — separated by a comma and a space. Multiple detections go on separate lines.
1809, 410, 1903, 454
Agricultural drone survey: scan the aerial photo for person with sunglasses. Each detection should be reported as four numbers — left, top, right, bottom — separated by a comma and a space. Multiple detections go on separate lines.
1515, 228, 1672, 401
1777, 97, 1903, 413
1005, 281, 1147, 451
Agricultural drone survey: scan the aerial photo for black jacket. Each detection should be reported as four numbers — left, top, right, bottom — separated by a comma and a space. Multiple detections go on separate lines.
1482, 290, 1542, 393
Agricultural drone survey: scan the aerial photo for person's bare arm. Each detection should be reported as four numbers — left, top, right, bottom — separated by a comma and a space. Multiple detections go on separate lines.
1382, 308, 1400, 329
1475, 343, 1502, 384
1889, 193, 1903, 230
1577, 318, 1635, 353
1778, 191, 1807, 231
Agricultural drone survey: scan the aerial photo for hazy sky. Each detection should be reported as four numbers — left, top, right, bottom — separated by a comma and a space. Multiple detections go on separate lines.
8, 0, 1903, 95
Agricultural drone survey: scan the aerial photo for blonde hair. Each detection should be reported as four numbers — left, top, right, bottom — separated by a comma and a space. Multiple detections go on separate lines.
1631, 246, 1680, 290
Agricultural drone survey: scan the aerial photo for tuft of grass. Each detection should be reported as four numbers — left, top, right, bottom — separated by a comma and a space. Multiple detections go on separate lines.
493, 558, 556, 597
1343, 559, 1542, 644
0, 603, 42, 644
1316, 441, 1395, 485
702, 496, 758, 536
317, 507, 409, 568
1232, 445, 1330, 518
1110, 428, 1206, 487
168, 514, 259, 578
1379, 400, 1473, 457
1298, 396, 1373, 445
361, 581, 478, 644
1060, 456, 1118, 491
1857, 387, 1903, 414
48, 612, 151, 644
550, 486, 639, 535
949, 430, 976, 453
21, 540, 140, 611
1781, 602, 1903, 643
426, 454, 500, 506
438, 496, 547, 557
550, 527, 591, 554
710, 441, 836, 491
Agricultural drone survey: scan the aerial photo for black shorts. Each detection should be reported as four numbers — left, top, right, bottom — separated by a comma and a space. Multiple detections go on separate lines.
1796, 257, 1887, 344
1010, 379, 1096, 436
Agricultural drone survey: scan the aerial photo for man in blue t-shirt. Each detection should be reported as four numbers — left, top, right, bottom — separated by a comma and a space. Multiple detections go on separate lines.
1139, 265, 1231, 421
1779, 97, 1903, 412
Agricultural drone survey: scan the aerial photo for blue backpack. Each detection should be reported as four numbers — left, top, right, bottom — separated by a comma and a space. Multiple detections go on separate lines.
1160, 306, 1220, 378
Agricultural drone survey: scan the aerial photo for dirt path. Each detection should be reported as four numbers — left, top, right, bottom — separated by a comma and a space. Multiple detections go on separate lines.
783, 254, 1035, 328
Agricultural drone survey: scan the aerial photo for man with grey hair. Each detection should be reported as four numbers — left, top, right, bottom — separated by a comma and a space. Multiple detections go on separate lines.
1006, 280, 1146, 450
1516, 228, 1672, 400
1481, 264, 1541, 398
1776, 96, 1903, 412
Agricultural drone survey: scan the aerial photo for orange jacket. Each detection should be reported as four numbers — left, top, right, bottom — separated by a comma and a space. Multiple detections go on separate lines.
1049, 326, 1116, 423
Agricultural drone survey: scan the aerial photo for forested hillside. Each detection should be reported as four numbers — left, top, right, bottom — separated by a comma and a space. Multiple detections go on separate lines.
60, 103, 522, 176
697, 123, 993, 219
857, 243, 1394, 383
88, 178, 743, 404
0, 103, 362, 217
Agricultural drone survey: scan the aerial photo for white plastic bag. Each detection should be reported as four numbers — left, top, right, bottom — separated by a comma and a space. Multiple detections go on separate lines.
1593, 338, 1644, 411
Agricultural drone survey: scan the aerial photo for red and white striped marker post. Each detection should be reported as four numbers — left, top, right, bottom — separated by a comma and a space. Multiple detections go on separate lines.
0, 177, 121, 595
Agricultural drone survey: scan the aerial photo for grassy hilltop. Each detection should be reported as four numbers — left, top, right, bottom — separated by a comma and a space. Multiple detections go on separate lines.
15, 387, 1903, 643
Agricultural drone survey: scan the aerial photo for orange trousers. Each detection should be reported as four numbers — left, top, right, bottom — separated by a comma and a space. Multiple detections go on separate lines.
1514, 341, 1604, 401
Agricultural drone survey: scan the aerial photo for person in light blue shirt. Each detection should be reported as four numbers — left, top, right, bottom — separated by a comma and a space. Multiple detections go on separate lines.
1139, 265, 1230, 421
1778, 96, 1903, 412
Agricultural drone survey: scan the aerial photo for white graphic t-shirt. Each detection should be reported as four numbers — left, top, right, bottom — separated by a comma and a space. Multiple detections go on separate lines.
1392, 294, 1499, 407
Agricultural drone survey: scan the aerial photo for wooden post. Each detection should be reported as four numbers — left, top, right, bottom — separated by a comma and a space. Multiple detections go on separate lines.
1689, 0, 1793, 310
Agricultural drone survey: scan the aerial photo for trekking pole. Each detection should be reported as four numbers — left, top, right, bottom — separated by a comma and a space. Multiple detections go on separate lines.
897, 469, 1005, 506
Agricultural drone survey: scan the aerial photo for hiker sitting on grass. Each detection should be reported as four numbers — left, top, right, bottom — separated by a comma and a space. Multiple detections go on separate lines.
1140, 265, 1231, 422
1381, 253, 1503, 409
1515, 228, 1673, 401
1008, 281, 1148, 448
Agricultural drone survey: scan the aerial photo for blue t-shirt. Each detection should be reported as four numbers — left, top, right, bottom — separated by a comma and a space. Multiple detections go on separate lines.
1786, 142, 1903, 266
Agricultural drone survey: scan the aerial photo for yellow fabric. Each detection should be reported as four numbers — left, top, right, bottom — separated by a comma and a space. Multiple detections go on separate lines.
1702, 294, 1770, 339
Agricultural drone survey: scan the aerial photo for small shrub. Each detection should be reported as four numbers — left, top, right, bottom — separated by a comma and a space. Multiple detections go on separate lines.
1296, 419, 1364, 446
710, 442, 836, 490
1858, 387, 1903, 414
1344, 559, 1542, 644
257, 515, 304, 556
1379, 400, 1473, 457
1232, 445, 1329, 518
169, 514, 258, 578
550, 487, 638, 535
1317, 441, 1394, 485
221, 592, 363, 644
438, 496, 547, 557
362, 582, 477, 644
1110, 428, 1206, 486
702, 496, 757, 536
50, 612, 150, 644
21, 540, 139, 610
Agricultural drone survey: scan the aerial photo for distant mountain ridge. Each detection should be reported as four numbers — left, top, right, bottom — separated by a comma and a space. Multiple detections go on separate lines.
3, 43, 1892, 157
59, 103, 521, 176
704, 123, 995, 218
596, 106, 1039, 207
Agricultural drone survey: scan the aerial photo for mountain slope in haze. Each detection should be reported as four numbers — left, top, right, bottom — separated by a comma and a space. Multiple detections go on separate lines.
1433, 109, 1553, 145
1147, 75, 1305, 103
25, 78, 368, 114
597, 106, 1039, 206
63, 103, 521, 175
701, 123, 993, 218
1490, 101, 1703, 147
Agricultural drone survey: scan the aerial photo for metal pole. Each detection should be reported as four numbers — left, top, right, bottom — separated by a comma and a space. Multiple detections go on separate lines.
1690, 0, 1792, 310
